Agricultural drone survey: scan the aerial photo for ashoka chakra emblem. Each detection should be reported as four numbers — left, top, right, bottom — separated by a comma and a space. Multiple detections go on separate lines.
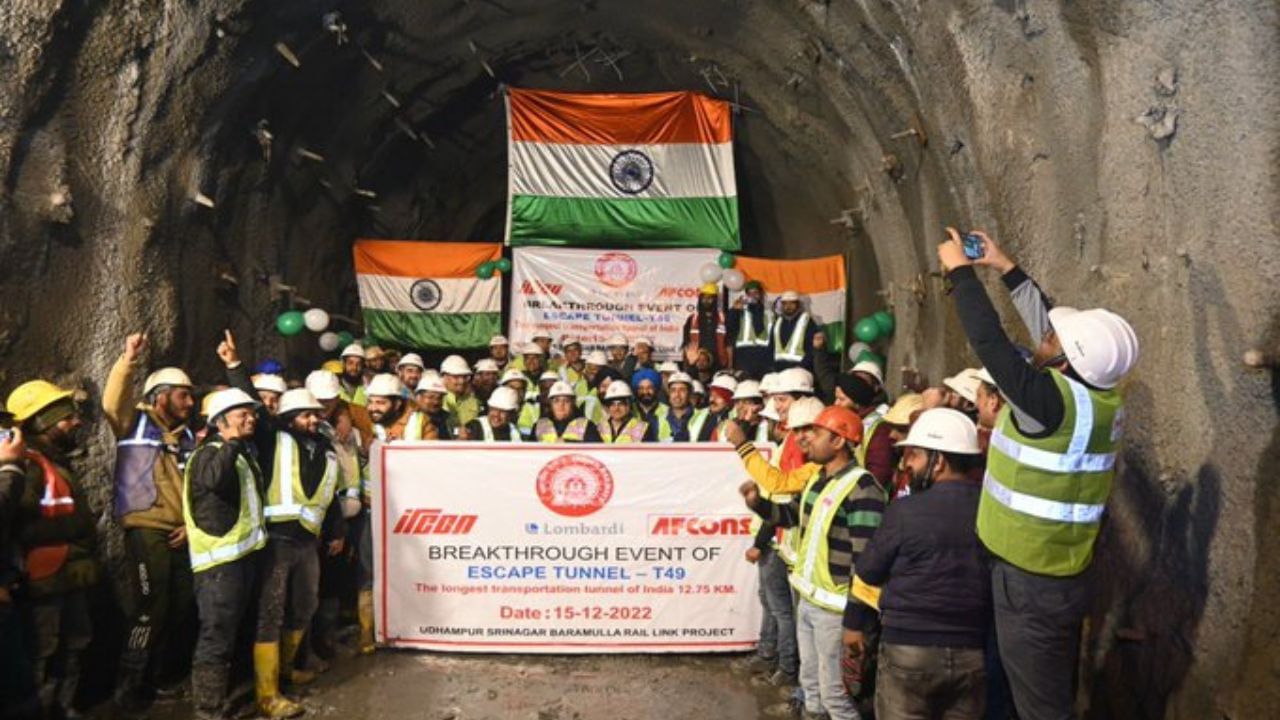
409, 279, 442, 311
609, 150, 654, 195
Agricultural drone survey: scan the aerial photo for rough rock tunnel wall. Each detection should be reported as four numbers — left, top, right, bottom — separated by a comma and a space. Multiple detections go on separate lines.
0, 1, 1276, 716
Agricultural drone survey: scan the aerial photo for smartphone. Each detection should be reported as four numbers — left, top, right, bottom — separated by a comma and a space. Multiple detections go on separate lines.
962, 233, 986, 260
0, 429, 12, 443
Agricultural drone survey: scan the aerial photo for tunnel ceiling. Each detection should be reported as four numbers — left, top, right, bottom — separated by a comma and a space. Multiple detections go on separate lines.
1, 1, 1278, 718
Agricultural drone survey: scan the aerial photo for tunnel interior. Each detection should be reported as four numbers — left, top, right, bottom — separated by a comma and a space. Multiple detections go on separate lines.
0, 0, 1277, 717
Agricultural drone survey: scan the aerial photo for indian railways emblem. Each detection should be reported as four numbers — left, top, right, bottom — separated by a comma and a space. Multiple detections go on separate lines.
609, 149, 654, 195
594, 251, 638, 288
535, 454, 615, 518
409, 279, 442, 311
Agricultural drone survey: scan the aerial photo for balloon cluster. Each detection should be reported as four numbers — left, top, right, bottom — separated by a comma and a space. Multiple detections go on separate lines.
698, 252, 746, 291
275, 306, 353, 352
475, 257, 513, 279
846, 311, 895, 367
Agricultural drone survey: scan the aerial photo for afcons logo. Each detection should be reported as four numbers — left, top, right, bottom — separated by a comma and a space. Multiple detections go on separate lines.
649, 515, 752, 536
392, 508, 477, 535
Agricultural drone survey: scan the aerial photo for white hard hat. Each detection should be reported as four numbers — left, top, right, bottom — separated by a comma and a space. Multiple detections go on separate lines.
943, 369, 982, 405
531, 330, 553, 341
278, 388, 323, 416
205, 388, 259, 422
607, 334, 628, 347
897, 408, 981, 454
733, 380, 763, 401
786, 397, 825, 428
780, 290, 801, 303
975, 367, 995, 386
604, 380, 633, 401
667, 371, 694, 387
761, 405, 781, 423
489, 334, 509, 347
500, 368, 527, 386
776, 367, 814, 394
440, 355, 472, 376
759, 373, 780, 396
538, 370, 560, 384
547, 381, 576, 399
1048, 307, 1139, 389
305, 370, 341, 401
560, 336, 582, 348
397, 353, 425, 370
521, 342, 545, 356
487, 386, 521, 412
710, 374, 738, 393
252, 374, 287, 395
366, 373, 405, 398
340, 344, 365, 359
586, 350, 608, 366
415, 375, 447, 395
474, 358, 500, 374
143, 367, 193, 395
692, 380, 706, 396
657, 360, 680, 373
851, 360, 884, 385
633, 338, 653, 349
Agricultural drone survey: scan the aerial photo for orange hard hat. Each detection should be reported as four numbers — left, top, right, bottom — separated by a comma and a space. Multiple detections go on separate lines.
812, 405, 864, 445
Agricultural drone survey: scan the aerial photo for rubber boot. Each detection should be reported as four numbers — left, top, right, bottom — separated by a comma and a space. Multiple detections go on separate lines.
114, 647, 151, 715
190, 663, 228, 720
356, 590, 375, 655
279, 631, 316, 687
252, 643, 305, 719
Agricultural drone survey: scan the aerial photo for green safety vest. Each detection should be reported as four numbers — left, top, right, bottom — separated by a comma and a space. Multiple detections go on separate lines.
579, 395, 605, 426
639, 403, 673, 442
516, 401, 540, 437
182, 440, 267, 573
264, 432, 340, 536
977, 370, 1121, 577
319, 421, 361, 502
773, 312, 810, 363
404, 412, 428, 441
686, 408, 712, 442
535, 417, 590, 442
788, 463, 870, 612
736, 307, 773, 348
478, 420, 523, 443
560, 365, 590, 397
339, 383, 367, 407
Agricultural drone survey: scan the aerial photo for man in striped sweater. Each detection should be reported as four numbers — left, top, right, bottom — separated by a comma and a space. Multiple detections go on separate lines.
742, 405, 886, 720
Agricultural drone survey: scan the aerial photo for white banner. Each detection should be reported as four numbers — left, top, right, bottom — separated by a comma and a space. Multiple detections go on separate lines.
372, 442, 762, 653
508, 247, 720, 360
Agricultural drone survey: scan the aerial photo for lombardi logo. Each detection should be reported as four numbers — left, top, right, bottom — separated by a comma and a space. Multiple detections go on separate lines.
393, 508, 477, 535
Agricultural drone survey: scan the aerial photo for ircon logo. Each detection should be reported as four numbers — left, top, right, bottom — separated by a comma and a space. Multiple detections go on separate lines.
393, 508, 478, 535
649, 515, 752, 536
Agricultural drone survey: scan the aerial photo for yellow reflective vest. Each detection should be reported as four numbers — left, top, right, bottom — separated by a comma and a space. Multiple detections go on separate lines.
263, 432, 340, 536
182, 441, 266, 573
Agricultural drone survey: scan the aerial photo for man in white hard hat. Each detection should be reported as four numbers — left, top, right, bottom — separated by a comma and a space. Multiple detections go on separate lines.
513, 342, 547, 383
848, 409, 990, 720
850, 360, 891, 424
597, 381, 654, 443
337, 344, 367, 406
463, 387, 524, 442
440, 355, 480, 430
411, 374, 454, 440
972, 367, 1004, 458
101, 332, 200, 712
583, 350, 609, 390
487, 335, 511, 371
500, 368, 541, 438
181, 387, 265, 720
251, 374, 288, 415
691, 379, 707, 410
535, 371, 561, 418
622, 338, 657, 380
557, 337, 589, 397
534, 382, 603, 442
723, 380, 770, 445
702, 373, 738, 442
771, 289, 822, 373
365, 374, 412, 442
663, 372, 707, 443
472, 359, 501, 405
395, 353, 425, 394
771, 368, 817, 472
605, 334, 629, 373
939, 228, 1139, 720
363, 345, 388, 378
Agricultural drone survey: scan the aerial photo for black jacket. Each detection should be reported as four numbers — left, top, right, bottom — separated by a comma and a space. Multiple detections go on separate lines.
853, 479, 991, 647
186, 436, 263, 538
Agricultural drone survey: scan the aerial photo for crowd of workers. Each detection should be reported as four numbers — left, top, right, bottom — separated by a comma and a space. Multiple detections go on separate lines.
0, 230, 1138, 720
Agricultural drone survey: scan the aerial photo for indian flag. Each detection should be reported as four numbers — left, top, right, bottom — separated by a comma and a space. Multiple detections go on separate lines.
353, 240, 502, 349
506, 88, 740, 250
730, 254, 849, 352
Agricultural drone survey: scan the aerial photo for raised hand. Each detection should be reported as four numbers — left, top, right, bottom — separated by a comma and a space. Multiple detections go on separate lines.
216, 329, 241, 367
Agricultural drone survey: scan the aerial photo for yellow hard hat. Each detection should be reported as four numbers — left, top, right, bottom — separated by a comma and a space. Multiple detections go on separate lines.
321, 359, 343, 374
700, 283, 719, 296
6, 380, 74, 423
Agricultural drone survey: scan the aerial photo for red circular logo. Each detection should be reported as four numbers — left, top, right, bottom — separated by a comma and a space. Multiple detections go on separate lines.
594, 252, 638, 288
535, 454, 614, 517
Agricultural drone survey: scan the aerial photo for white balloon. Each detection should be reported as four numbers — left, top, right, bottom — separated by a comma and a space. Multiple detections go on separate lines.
318, 331, 341, 352
699, 263, 723, 284
304, 308, 330, 332
722, 268, 746, 291
847, 341, 871, 363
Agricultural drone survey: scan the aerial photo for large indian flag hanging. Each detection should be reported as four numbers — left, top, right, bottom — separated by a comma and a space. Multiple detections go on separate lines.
728, 254, 849, 352
353, 240, 502, 349
505, 88, 740, 250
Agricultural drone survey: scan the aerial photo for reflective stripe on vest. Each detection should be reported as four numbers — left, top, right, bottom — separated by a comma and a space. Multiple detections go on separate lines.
264, 433, 339, 535
599, 418, 647, 443
773, 312, 810, 362
736, 307, 772, 347
536, 417, 589, 442
404, 412, 426, 441
480, 420, 523, 443
788, 465, 867, 612
982, 472, 1104, 524
183, 442, 266, 572
856, 418, 883, 467
687, 409, 710, 442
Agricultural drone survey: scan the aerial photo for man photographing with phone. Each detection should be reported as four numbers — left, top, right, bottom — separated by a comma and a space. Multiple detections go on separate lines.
938, 227, 1139, 720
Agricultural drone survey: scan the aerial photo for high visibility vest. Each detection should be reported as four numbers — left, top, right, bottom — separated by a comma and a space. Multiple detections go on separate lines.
478, 420, 523, 442
113, 411, 196, 519
516, 401, 540, 437
535, 417, 590, 442
339, 383, 367, 407
736, 307, 773, 348
977, 370, 1121, 577
772, 312, 810, 363
861, 403, 889, 436
770, 436, 802, 566
788, 463, 870, 612
264, 433, 340, 536
598, 418, 648, 443
24, 450, 75, 581
686, 408, 711, 442
640, 404, 673, 442
404, 412, 428, 441
579, 395, 605, 426
559, 365, 590, 397
689, 310, 729, 366
318, 421, 361, 502
182, 441, 266, 573
856, 418, 883, 467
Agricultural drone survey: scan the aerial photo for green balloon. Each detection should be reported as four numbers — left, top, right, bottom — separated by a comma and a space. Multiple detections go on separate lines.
872, 310, 896, 336
854, 317, 881, 343
717, 252, 736, 269
495, 257, 512, 273
476, 261, 495, 279
336, 331, 354, 347
276, 311, 305, 336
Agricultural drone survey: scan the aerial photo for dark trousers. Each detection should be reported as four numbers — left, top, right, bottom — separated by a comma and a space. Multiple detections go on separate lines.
876, 643, 986, 720
193, 556, 256, 668
119, 528, 193, 680
991, 559, 1090, 720
255, 536, 320, 642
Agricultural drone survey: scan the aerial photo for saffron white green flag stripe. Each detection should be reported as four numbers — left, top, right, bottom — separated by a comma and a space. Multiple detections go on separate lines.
727, 254, 849, 353
505, 88, 740, 250
353, 240, 502, 349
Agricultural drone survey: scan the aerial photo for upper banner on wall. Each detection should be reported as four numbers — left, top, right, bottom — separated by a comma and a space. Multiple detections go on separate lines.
505, 88, 740, 251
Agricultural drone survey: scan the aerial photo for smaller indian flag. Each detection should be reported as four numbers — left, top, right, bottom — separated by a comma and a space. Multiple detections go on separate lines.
730, 254, 849, 352
353, 240, 502, 349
